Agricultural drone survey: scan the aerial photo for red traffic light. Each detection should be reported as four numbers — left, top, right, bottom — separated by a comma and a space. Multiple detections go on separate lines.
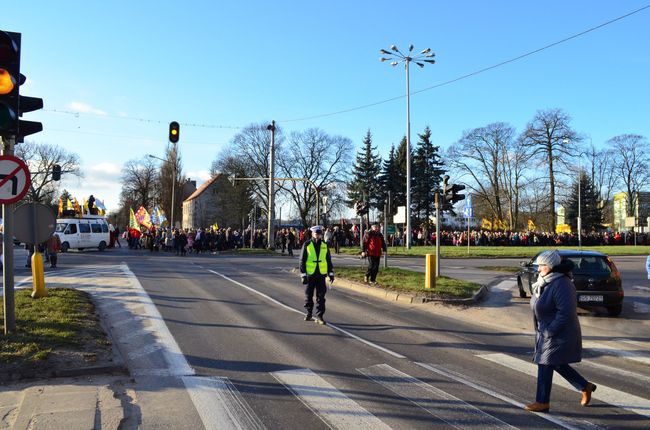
169, 121, 180, 143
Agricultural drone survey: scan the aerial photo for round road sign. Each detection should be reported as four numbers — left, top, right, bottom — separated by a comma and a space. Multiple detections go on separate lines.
0, 155, 31, 204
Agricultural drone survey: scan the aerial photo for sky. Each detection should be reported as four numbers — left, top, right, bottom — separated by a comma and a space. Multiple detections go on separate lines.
3, 1, 650, 212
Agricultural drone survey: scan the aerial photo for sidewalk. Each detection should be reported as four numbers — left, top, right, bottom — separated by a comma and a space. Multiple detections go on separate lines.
1, 263, 202, 429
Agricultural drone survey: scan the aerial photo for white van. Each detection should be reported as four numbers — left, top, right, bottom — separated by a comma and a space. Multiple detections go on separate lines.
54, 216, 110, 252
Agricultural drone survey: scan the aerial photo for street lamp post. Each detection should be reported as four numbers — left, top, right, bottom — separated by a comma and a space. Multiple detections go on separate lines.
380, 44, 435, 249
565, 139, 583, 249
267, 121, 276, 249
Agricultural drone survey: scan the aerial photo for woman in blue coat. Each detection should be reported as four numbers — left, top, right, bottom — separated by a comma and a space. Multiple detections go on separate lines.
525, 250, 597, 413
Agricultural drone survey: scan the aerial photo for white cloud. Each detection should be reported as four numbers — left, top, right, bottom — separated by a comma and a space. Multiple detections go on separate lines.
66, 101, 108, 116
89, 162, 122, 175
186, 170, 212, 183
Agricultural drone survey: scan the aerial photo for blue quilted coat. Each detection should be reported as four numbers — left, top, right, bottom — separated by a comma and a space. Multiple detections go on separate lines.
530, 275, 582, 365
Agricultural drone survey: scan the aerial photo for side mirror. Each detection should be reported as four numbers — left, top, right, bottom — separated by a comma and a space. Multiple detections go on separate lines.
519, 261, 528, 267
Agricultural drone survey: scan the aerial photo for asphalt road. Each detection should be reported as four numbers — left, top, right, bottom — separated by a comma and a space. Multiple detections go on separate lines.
20, 247, 648, 429
6, 249, 650, 429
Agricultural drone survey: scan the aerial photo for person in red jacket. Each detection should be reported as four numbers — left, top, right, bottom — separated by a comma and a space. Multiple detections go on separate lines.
362, 224, 387, 284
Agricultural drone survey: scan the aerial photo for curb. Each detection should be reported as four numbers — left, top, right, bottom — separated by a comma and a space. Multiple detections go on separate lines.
290, 268, 489, 306
0, 363, 128, 385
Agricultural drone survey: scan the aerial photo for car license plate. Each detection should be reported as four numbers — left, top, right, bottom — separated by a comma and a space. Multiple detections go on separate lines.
579, 295, 603, 302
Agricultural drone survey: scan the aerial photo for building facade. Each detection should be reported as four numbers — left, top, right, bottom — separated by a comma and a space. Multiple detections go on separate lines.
182, 174, 240, 230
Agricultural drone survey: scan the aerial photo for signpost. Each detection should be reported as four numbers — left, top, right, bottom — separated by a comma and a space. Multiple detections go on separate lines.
0, 155, 31, 204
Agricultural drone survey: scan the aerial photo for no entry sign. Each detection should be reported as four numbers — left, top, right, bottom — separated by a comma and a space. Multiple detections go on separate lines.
0, 155, 31, 204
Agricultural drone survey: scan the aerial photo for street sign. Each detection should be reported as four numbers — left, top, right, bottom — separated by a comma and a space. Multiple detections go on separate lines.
463, 194, 474, 218
625, 217, 636, 228
387, 225, 396, 235
393, 206, 406, 224
13, 203, 56, 244
0, 154, 30, 204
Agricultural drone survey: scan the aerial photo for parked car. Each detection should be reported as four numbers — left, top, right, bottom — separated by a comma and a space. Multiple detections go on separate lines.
517, 250, 624, 317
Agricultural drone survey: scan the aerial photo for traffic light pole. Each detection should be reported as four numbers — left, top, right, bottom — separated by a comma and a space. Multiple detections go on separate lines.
2, 136, 16, 334
435, 191, 441, 277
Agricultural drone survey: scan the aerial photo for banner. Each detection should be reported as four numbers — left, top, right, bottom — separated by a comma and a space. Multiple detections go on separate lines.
528, 219, 536, 231
481, 218, 492, 230
129, 207, 140, 230
135, 206, 152, 229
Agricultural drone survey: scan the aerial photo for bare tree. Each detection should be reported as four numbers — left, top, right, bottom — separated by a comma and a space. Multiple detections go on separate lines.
449, 122, 528, 228
16, 141, 82, 205
157, 142, 184, 227
585, 143, 617, 222
276, 128, 353, 226
609, 134, 650, 217
210, 149, 254, 229
521, 108, 581, 231
120, 157, 160, 211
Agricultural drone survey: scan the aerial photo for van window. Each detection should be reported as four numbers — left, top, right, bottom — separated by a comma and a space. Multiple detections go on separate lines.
79, 224, 91, 233
55, 223, 68, 233
91, 224, 102, 233
66, 224, 77, 235
101, 224, 109, 233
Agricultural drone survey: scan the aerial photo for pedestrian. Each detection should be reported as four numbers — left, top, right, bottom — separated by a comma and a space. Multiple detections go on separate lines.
287, 228, 295, 257
46, 234, 62, 268
114, 225, 122, 248
646, 254, 650, 285
525, 250, 597, 413
299, 225, 334, 325
362, 224, 387, 284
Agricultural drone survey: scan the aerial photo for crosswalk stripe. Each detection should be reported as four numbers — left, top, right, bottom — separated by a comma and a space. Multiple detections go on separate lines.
182, 376, 266, 430
416, 363, 603, 430
358, 364, 516, 429
477, 353, 650, 419
271, 368, 392, 430
583, 341, 650, 366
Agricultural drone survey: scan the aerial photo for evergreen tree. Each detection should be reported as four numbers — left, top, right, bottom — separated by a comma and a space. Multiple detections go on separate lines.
411, 126, 446, 224
392, 136, 408, 209
378, 145, 399, 215
347, 130, 382, 210
565, 171, 603, 232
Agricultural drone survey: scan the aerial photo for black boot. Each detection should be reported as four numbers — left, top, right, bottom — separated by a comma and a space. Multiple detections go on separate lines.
304, 312, 314, 321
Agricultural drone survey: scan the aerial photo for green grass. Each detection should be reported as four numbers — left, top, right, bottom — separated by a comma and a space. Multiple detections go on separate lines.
338, 245, 650, 258
0, 288, 107, 364
335, 266, 481, 299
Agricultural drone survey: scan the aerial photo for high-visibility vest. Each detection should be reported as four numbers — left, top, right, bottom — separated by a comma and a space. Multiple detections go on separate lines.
305, 240, 328, 275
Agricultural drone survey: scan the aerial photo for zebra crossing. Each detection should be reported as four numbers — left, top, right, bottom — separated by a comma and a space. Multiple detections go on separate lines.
24, 263, 650, 429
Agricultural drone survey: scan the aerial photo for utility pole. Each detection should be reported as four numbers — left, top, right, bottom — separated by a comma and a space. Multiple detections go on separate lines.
267, 121, 276, 249
2, 136, 16, 333
435, 191, 441, 277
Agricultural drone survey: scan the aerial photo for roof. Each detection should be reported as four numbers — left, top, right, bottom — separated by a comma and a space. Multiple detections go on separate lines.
184, 175, 221, 202
531, 250, 608, 258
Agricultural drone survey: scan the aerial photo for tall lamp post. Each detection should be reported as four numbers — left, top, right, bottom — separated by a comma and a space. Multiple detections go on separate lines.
566, 139, 583, 249
380, 44, 435, 249
267, 121, 276, 249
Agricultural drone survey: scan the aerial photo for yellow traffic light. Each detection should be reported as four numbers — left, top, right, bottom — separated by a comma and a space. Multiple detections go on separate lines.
0, 69, 15, 95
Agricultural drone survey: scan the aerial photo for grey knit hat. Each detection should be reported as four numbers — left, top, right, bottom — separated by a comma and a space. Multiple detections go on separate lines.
535, 250, 561, 268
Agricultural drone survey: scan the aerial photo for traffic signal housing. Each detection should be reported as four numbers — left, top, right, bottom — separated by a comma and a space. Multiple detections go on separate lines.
169, 121, 180, 143
355, 200, 368, 216
442, 175, 466, 206
52, 164, 61, 181
0, 30, 43, 141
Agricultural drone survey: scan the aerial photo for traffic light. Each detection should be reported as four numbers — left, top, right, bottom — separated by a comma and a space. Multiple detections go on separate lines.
450, 184, 466, 204
442, 175, 466, 205
52, 164, 61, 181
0, 30, 43, 141
355, 200, 368, 216
169, 121, 180, 143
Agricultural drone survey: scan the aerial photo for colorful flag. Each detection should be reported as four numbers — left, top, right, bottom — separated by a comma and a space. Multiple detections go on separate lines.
95, 199, 107, 216
58, 198, 63, 217
135, 206, 152, 229
129, 208, 139, 230
66, 198, 74, 211
481, 218, 492, 230
528, 219, 536, 231
72, 198, 81, 217
157, 207, 167, 225
212, 221, 219, 230
150, 207, 159, 225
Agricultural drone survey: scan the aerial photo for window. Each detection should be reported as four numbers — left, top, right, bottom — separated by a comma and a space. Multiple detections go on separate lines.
79, 224, 91, 233
91, 224, 102, 233
55, 223, 68, 233
66, 224, 77, 235
101, 224, 109, 233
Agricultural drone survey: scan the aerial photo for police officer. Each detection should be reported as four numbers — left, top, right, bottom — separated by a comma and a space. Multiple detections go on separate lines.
300, 225, 334, 325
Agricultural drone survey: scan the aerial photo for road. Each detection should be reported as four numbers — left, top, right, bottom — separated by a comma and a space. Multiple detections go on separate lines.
7, 248, 650, 429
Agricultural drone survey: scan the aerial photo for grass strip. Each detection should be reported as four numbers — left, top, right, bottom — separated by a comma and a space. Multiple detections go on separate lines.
0, 288, 108, 365
335, 266, 481, 299
338, 245, 650, 258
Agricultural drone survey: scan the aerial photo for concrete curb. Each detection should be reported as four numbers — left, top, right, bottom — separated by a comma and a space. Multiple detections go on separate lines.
290, 268, 489, 306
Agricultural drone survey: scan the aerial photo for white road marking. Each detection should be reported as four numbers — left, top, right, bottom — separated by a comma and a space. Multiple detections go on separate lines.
477, 353, 650, 419
182, 376, 266, 430
416, 362, 602, 430
583, 341, 650, 366
358, 364, 516, 429
632, 285, 650, 292
208, 269, 406, 359
271, 368, 392, 430
581, 360, 650, 385
634, 301, 650, 314
491, 280, 514, 292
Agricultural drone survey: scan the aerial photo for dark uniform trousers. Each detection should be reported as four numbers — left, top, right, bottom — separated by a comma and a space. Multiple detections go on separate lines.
305, 275, 327, 317
366, 256, 381, 282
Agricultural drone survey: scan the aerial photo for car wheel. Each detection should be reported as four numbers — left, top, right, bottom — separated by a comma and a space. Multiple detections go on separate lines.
517, 277, 527, 298
61, 242, 70, 253
607, 304, 622, 317
98, 241, 107, 251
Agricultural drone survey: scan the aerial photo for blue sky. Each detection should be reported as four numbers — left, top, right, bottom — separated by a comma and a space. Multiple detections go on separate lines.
4, 1, 650, 210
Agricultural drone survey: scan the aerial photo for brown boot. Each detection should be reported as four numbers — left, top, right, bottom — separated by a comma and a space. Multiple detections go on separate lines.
524, 402, 550, 412
581, 382, 597, 406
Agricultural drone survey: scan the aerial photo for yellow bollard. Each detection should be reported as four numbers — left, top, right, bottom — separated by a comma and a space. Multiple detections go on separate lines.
425, 254, 436, 289
31, 251, 47, 298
